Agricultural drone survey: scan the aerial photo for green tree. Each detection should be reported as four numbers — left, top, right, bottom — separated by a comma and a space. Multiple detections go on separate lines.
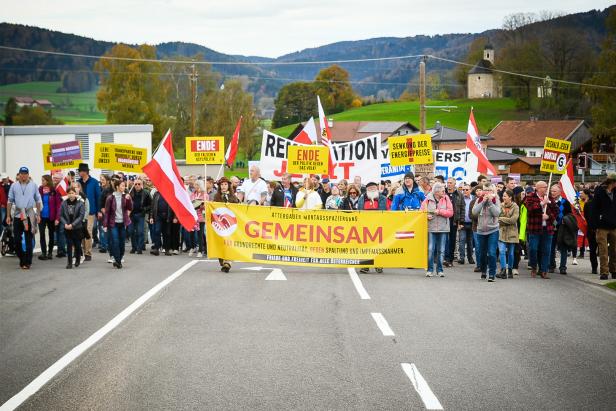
271, 82, 316, 128
12, 106, 63, 125
200, 80, 260, 161
455, 37, 489, 92
3, 97, 17, 125
313, 65, 357, 114
588, 9, 616, 146
95, 44, 171, 145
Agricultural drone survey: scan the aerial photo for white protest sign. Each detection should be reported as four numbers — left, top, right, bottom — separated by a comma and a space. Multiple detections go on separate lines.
259, 130, 383, 183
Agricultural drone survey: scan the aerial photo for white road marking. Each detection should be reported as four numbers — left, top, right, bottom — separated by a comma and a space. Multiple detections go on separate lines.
371, 313, 395, 336
401, 363, 444, 410
265, 268, 287, 281
240, 266, 267, 271
0, 259, 200, 411
347, 268, 371, 300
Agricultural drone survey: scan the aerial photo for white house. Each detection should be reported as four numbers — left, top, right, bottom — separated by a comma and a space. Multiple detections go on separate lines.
0, 124, 153, 181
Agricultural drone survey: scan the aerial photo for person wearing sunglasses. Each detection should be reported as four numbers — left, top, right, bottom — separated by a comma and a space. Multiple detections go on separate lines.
340, 185, 361, 210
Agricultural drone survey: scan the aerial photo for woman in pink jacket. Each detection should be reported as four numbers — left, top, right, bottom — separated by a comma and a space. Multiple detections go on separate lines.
421, 182, 454, 277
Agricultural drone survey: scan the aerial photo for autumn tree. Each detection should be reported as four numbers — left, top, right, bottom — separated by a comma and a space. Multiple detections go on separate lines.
12, 106, 63, 125
95, 44, 171, 145
3, 97, 18, 125
313, 65, 357, 114
455, 37, 490, 92
200, 80, 260, 161
271, 82, 316, 128
588, 9, 616, 146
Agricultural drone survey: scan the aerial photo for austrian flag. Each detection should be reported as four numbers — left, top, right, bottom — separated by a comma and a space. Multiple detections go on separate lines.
466, 109, 497, 176
143, 130, 198, 231
395, 231, 415, 239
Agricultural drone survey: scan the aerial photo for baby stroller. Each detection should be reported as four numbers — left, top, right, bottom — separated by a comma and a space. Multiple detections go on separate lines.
1, 223, 16, 256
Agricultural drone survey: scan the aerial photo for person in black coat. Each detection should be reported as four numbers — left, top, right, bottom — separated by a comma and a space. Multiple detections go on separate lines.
591, 174, 616, 280
581, 189, 598, 274
270, 173, 298, 208
60, 187, 86, 269
556, 203, 578, 275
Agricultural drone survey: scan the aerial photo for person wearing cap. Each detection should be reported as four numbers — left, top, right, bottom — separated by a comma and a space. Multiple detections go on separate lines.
358, 182, 387, 274
213, 177, 240, 272
6, 166, 43, 269
391, 172, 425, 211
592, 173, 616, 280
76, 163, 100, 262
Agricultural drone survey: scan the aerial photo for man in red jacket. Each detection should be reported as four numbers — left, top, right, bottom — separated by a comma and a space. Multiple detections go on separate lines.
524, 181, 559, 279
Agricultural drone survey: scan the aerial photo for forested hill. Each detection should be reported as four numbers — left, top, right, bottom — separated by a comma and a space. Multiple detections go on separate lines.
0, 5, 612, 98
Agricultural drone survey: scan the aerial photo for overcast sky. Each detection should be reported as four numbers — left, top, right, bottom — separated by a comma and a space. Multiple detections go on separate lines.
4, 1, 614, 57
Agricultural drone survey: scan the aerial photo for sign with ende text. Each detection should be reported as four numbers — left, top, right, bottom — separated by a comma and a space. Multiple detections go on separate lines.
94, 143, 147, 172
388, 134, 433, 166
185, 136, 225, 164
540, 137, 571, 175
286, 145, 329, 174
42, 143, 82, 170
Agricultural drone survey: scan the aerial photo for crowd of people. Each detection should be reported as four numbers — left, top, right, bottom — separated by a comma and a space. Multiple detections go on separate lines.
1, 163, 615, 281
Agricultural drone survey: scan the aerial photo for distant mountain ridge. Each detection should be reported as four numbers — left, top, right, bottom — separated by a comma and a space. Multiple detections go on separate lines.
0, 6, 612, 99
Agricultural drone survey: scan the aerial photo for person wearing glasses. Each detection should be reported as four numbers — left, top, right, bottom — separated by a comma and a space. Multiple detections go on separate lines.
340, 184, 361, 210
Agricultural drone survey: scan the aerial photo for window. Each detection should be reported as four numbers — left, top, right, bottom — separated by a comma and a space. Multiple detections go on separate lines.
75, 134, 89, 160
529, 151, 537, 157
498, 165, 506, 170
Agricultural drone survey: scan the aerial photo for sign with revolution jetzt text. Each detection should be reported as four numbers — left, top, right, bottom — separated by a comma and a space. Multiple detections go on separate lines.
206, 202, 428, 268
286, 145, 329, 175
540, 137, 571, 175
185, 136, 225, 164
94, 143, 147, 172
388, 134, 433, 166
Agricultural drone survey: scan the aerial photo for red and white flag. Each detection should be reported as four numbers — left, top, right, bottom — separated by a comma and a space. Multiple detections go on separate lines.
293, 116, 318, 145
55, 175, 70, 197
466, 109, 497, 176
560, 159, 587, 235
143, 129, 198, 231
225, 116, 242, 168
317, 96, 337, 178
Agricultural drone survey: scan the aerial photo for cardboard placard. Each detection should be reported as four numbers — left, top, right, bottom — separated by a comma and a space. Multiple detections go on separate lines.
388, 134, 433, 166
540, 137, 571, 175
286, 145, 329, 175
185, 136, 225, 164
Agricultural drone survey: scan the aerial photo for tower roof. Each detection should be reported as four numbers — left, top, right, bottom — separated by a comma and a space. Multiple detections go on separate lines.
468, 59, 494, 75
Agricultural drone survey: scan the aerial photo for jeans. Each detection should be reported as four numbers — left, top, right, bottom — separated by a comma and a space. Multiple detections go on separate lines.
130, 213, 145, 252
428, 232, 447, 273
498, 241, 515, 270
0, 207, 5, 237
110, 225, 127, 264
98, 218, 108, 251
56, 223, 66, 254
476, 231, 499, 277
13, 217, 34, 266
549, 225, 559, 269
152, 221, 162, 250
528, 228, 553, 273
559, 245, 573, 271
38, 218, 55, 256
473, 232, 481, 268
458, 223, 473, 262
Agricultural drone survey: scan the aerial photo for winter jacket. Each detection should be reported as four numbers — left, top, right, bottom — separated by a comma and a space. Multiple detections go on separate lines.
340, 196, 360, 211
557, 213, 578, 249
357, 194, 387, 210
391, 184, 425, 211
150, 191, 176, 223
583, 198, 595, 232
472, 195, 501, 235
130, 188, 151, 216
39, 186, 62, 222
270, 184, 298, 207
518, 204, 528, 242
455, 194, 474, 224
103, 192, 133, 228
60, 198, 86, 231
420, 193, 454, 233
592, 185, 616, 230
524, 191, 559, 235
77, 176, 101, 215
498, 202, 519, 243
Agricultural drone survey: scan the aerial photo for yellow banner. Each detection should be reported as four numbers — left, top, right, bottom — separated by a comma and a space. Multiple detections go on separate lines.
42, 143, 81, 170
388, 134, 433, 166
540, 137, 571, 175
185, 136, 225, 164
286, 145, 329, 174
206, 202, 427, 268
94, 143, 148, 172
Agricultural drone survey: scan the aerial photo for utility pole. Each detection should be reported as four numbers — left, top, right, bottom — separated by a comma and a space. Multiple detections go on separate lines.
419, 56, 427, 134
190, 63, 198, 136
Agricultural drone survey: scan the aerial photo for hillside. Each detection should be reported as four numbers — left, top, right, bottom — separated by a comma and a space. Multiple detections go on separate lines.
272, 98, 527, 137
0, 5, 612, 99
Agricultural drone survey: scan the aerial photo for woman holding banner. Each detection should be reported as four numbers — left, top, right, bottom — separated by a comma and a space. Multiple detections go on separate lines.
213, 177, 239, 272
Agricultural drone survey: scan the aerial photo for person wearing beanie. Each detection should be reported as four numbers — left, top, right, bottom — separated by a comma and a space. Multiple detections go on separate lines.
213, 177, 240, 272
391, 172, 425, 211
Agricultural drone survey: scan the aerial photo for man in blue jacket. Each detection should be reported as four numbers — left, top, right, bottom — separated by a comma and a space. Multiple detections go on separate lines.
391, 172, 425, 211
77, 163, 100, 261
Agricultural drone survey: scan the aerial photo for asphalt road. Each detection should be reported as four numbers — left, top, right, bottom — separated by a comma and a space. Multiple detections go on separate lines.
1, 251, 615, 410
